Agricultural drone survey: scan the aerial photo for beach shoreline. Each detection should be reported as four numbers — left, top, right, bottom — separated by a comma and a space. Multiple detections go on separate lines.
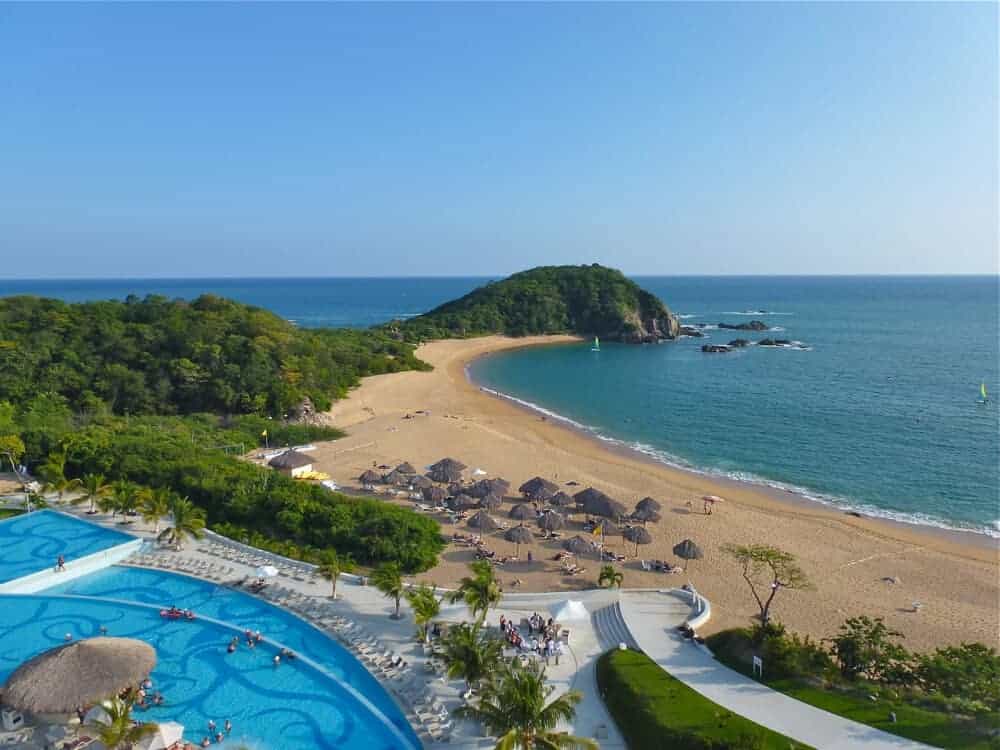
315, 335, 999, 649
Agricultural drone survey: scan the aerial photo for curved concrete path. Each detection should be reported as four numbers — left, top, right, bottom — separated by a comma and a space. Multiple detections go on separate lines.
619, 591, 932, 750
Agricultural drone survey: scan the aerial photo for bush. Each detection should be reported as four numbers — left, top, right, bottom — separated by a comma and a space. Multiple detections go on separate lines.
707, 624, 832, 682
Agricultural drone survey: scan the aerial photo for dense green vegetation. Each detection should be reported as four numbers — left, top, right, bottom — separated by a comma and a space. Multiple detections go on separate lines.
0, 399, 444, 572
707, 623, 999, 750
596, 648, 810, 749
0, 294, 428, 418
391, 264, 678, 341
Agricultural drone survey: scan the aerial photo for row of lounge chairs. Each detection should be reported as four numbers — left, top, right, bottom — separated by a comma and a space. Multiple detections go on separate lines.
199, 541, 320, 583
126, 554, 236, 582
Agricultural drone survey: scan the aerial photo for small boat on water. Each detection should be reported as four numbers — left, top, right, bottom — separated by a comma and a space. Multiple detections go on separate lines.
978, 382, 989, 404
591, 336, 600, 352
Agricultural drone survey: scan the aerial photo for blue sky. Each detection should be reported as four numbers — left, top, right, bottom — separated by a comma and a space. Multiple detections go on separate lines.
1, 2, 996, 277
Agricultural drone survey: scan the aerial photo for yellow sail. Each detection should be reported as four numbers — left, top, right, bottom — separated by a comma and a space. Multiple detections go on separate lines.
982, 382, 988, 400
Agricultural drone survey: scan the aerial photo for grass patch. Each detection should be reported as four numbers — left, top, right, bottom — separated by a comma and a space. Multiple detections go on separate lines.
707, 629, 996, 750
596, 648, 812, 750
0, 508, 23, 520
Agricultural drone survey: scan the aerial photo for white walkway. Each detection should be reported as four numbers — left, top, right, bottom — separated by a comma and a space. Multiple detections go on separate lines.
619, 591, 931, 750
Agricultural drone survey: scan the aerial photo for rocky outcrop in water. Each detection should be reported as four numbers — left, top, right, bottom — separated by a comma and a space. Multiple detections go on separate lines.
728, 339, 750, 348
679, 326, 705, 338
701, 344, 731, 353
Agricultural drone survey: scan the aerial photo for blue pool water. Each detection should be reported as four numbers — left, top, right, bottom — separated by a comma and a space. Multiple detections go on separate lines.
0, 511, 136, 583
0, 592, 415, 750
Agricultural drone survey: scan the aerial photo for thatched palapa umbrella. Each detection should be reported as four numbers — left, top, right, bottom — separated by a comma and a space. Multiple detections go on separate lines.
624, 526, 653, 557
422, 486, 447, 505
450, 494, 479, 511
469, 477, 511, 499
519, 476, 559, 500
428, 458, 466, 484
549, 491, 575, 509
468, 510, 500, 533
562, 535, 593, 556
673, 539, 704, 571
409, 475, 433, 490
383, 469, 409, 487
538, 512, 565, 532
2, 637, 156, 716
636, 497, 662, 513
395, 462, 417, 475
479, 493, 503, 512
508, 503, 536, 522
631, 506, 662, 526
575, 487, 627, 519
504, 525, 533, 558
358, 469, 381, 488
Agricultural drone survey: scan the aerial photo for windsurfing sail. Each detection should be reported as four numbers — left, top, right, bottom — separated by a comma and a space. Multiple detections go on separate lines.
981, 382, 989, 402
592, 336, 600, 351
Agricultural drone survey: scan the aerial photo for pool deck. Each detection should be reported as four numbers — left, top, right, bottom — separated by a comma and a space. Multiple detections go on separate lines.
40, 502, 663, 748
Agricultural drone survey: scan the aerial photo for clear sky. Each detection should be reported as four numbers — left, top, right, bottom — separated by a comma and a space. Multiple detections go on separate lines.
1, 2, 996, 277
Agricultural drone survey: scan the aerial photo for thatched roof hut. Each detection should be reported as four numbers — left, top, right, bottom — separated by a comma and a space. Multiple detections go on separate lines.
562, 535, 592, 555
636, 496, 662, 513
2, 637, 156, 716
538, 512, 565, 531
518, 476, 559, 500
549, 491, 576, 508
395, 462, 417, 475
479, 493, 503, 512
468, 477, 511, 499
358, 469, 382, 486
508, 503, 536, 521
468, 510, 500, 532
574, 487, 627, 519
428, 458, 466, 483
504, 525, 534, 556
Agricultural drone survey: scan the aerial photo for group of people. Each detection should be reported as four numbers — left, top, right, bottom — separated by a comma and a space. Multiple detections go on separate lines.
198, 718, 233, 746
498, 614, 564, 664
226, 629, 264, 653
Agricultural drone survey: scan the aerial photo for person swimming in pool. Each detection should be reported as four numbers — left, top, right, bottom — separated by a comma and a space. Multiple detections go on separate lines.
56, 555, 66, 572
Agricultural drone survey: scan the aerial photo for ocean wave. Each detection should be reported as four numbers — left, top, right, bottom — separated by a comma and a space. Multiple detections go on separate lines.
476, 385, 996, 539
678, 314, 699, 319
721, 311, 795, 316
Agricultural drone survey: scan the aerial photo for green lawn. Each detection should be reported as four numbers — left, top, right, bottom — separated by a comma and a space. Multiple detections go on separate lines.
0, 507, 22, 520
706, 630, 996, 750
596, 648, 812, 749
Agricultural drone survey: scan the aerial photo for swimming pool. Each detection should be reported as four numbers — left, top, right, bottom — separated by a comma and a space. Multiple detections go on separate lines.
0, 510, 136, 584
0, 590, 419, 750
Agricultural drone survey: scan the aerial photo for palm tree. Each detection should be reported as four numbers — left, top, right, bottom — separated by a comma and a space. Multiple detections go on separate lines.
140, 487, 172, 534
455, 659, 596, 750
39, 452, 80, 504
435, 622, 504, 691
110, 479, 140, 521
447, 560, 502, 629
317, 550, 353, 599
598, 564, 623, 589
74, 473, 109, 513
157, 496, 206, 549
404, 582, 441, 641
371, 562, 405, 619
86, 696, 157, 750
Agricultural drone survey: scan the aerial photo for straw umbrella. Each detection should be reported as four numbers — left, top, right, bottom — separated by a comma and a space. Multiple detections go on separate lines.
2, 637, 156, 716
562, 535, 593, 557
631, 506, 662, 526
422, 486, 447, 505
623, 526, 653, 557
575, 487, 627, 519
409, 475, 433, 490
358, 469, 381, 489
383, 469, 409, 487
538, 512, 565, 532
519, 476, 559, 500
479, 493, 503, 512
468, 510, 500, 536
469, 478, 510, 498
505, 525, 534, 558
636, 497, 662, 513
673, 539, 704, 571
395, 462, 417, 475
450, 494, 479, 511
428, 458, 466, 483
508, 503, 536, 522
549, 491, 575, 509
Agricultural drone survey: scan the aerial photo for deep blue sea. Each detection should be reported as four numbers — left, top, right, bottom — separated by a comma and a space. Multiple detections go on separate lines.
3, 276, 997, 537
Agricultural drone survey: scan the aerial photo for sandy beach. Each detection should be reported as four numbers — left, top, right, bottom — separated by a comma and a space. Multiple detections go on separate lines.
312, 336, 999, 651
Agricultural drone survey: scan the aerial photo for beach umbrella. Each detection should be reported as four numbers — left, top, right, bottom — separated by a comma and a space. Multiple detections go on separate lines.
631, 506, 662, 526
137, 722, 185, 750
450, 494, 479, 511
479, 493, 503, 512
358, 469, 381, 487
575, 487, 627, 519
538, 512, 565, 532
428, 458, 466, 483
504, 525, 534, 558
395, 462, 417, 475
702, 495, 724, 515
673, 539, 704, 571
422, 486, 447, 504
256, 565, 279, 579
548, 491, 576, 511
562, 535, 593, 556
3, 638, 156, 716
519, 476, 559, 500
469, 477, 511, 498
624, 526, 653, 557
508, 503, 536, 521
597, 520, 622, 536
636, 497, 662, 513
409, 475, 433, 490
468, 510, 499, 533
381, 469, 406, 487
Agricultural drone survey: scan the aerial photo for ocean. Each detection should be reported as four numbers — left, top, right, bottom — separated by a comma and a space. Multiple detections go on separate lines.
2, 275, 997, 538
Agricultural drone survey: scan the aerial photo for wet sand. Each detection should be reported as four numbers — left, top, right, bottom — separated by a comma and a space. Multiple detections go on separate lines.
313, 336, 999, 650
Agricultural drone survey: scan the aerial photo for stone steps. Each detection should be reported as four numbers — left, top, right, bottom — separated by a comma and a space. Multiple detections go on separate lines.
591, 601, 640, 652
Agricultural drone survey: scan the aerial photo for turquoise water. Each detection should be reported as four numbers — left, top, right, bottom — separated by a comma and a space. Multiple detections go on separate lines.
0, 510, 136, 583
3, 565, 418, 749
472, 276, 1000, 537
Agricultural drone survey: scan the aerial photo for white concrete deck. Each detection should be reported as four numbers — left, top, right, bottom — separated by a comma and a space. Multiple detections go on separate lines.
619, 591, 932, 750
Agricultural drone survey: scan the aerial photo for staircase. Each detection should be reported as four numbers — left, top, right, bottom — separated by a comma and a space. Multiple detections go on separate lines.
591, 601, 640, 652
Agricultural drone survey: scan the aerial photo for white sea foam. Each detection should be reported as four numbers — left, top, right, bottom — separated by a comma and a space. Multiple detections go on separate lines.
678, 314, 699, 319
721, 311, 795, 316
476, 385, 996, 539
